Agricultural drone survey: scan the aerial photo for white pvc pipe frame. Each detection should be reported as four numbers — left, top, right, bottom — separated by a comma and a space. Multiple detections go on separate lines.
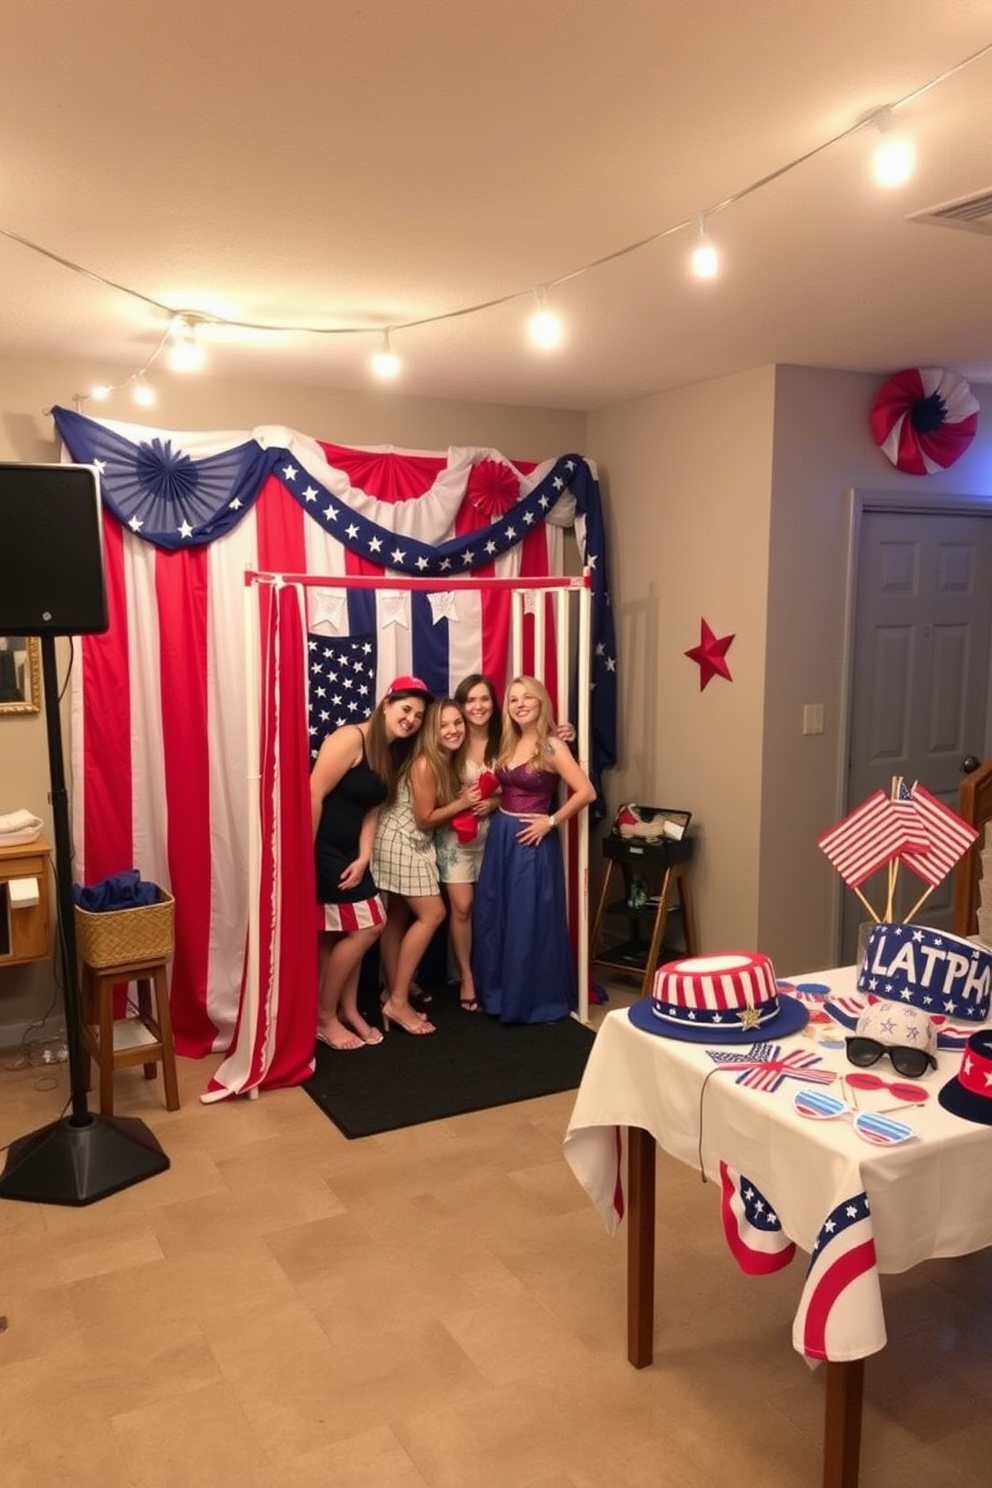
245, 568, 594, 1025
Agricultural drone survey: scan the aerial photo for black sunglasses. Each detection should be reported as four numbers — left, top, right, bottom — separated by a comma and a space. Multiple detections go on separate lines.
845, 1036, 937, 1080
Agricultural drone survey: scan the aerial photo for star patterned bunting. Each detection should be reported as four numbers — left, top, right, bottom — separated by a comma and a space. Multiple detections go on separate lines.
277, 455, 569, 576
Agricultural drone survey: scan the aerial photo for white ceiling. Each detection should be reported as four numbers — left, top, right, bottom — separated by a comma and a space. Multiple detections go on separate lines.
2, 1, 991, 413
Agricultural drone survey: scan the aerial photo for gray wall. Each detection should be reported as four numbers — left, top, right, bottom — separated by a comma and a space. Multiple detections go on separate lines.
761, 365, 992, 972
590, 364, 992, 976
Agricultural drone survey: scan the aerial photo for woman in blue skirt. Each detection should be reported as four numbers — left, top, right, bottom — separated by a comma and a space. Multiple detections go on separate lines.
472, 675, 596, 1024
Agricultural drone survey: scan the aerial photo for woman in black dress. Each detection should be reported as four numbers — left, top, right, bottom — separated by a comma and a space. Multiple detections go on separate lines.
310, 676, 432, 1050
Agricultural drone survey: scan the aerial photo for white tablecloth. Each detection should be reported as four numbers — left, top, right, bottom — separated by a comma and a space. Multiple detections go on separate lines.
563, 967, 992, 1361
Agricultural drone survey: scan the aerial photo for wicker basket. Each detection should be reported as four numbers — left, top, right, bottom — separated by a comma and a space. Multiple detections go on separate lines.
74, 889, 175, 969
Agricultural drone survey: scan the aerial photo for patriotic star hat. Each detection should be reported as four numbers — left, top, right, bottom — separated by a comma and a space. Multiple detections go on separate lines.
853, 1000, 938, 1064
825, 923, 992, 1051
629, 952, 809, 1043
938, 1030, 992, 1125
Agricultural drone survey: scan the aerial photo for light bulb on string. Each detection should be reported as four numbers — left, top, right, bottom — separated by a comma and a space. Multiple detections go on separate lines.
90, 384, 111, 401
871, 106, 915, 187
527, 285, 563, 350
132, 374, 155, 407
167, 314, 205, 372
690, 216, 719, 280
370, 327, 401, 379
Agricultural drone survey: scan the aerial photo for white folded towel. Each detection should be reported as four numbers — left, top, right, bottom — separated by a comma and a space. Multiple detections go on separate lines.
0, 809, 44, 845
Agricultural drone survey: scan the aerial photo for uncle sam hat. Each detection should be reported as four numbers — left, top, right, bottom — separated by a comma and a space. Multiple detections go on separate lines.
629, 952, 809, 1043
938, 1029, 992, 1125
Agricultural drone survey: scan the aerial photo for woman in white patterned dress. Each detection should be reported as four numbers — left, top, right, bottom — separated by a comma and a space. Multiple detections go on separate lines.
372, 698, 478, 1033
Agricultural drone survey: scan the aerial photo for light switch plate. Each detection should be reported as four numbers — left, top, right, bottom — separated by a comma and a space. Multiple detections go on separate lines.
803, 703, 825, 736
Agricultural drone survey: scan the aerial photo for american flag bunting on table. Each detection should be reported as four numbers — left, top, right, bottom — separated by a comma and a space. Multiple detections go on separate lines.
898, 781, 979, 886
51, 407, 617, 1097
792, 1191, 887, 1362
817, 789, 917, 888
718, 1162, 796, 1275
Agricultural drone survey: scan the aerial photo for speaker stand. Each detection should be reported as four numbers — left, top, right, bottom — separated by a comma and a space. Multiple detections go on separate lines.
0, 635, 169, 1205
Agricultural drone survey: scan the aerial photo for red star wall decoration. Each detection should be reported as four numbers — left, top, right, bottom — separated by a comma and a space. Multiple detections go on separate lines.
685, 618, 735, 690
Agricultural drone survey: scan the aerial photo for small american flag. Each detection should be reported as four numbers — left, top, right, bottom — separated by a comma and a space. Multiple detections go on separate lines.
891, 776, 930, 850
707, 1042, 836, 1092
898, 781, 979, 887
818, 790, 913, 888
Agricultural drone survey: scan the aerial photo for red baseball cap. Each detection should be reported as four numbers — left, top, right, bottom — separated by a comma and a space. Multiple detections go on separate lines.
384, 675, 434, 703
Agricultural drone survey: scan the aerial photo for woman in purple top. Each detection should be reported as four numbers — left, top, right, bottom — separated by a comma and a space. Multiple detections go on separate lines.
471, 675, 596, 1023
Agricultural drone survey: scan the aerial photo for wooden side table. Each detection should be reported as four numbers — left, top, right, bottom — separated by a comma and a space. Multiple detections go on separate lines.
0, 835, 53, 965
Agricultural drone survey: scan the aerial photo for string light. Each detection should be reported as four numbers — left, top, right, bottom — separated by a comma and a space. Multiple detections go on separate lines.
131, 374, 156, 407
527, 285, 563, 350
370, 327, 401, 379
870, 106, 916, 187
690, 216, 719, 279
17, 35, 987, 408
166, 315, 205, 372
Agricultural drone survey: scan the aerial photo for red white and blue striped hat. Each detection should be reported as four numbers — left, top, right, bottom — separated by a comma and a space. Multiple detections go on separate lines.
629, 951, 809, 1043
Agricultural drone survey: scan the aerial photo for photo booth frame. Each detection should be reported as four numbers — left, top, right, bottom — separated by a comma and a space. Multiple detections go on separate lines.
204, 568, 593, 1102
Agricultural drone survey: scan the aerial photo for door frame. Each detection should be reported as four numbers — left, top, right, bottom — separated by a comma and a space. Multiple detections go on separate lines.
833, 489, 992, 960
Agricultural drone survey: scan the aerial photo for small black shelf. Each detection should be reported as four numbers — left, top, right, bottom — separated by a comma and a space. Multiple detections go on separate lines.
602, 834, 693, 867
605, 898, 680, 920
590, 832, 697, 999
592, 936, 685, 973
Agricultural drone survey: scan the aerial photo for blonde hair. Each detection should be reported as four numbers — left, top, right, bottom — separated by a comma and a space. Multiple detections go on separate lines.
413, 698, 462, 805
498, 675, 554, 771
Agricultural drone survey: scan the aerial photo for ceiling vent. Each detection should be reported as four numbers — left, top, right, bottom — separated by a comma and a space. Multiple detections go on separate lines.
909, 189, 992, 236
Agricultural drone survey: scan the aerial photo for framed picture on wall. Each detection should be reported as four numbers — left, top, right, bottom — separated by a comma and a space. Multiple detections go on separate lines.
0, 636, 41, 714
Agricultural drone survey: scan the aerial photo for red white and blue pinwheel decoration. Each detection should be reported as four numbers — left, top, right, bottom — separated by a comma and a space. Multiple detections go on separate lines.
870, 366, 979, 475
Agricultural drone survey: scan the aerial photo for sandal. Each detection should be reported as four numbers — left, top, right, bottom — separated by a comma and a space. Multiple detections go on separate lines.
381, 998, 436, 1035
459, 997, 481, 1013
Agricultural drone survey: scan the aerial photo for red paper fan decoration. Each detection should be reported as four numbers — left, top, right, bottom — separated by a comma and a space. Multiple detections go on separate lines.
467, 458, 520, 519
870, 367, 979, 475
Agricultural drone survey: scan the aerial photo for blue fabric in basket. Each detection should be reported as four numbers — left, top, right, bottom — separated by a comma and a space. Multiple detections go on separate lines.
73, 870, 159, 912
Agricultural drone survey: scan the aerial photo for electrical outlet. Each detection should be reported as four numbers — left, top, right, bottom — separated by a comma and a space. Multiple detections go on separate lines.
803, 703, 825, 736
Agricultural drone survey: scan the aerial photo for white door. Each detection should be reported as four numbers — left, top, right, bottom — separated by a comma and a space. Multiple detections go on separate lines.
841, 506, 992, 962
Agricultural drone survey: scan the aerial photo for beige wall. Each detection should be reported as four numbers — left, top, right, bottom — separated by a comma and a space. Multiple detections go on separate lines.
0, 355, 586, 1041
587, 367, 777, 955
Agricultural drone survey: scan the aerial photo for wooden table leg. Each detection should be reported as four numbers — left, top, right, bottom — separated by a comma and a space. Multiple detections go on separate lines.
626, 1125, 656, 1367
823, 1360, 863, 1488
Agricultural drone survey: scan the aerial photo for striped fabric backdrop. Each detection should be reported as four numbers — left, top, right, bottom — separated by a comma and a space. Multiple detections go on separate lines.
52, 409, 615, 1096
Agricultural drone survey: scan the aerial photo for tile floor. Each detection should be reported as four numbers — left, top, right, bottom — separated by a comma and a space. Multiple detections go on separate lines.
1, 980, 991, 1487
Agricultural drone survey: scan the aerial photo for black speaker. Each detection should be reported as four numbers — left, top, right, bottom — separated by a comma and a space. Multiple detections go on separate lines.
0, 463, 108, 636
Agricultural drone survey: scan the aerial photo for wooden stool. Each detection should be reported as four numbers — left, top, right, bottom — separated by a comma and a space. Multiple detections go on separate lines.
79, 956, 181, 1116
